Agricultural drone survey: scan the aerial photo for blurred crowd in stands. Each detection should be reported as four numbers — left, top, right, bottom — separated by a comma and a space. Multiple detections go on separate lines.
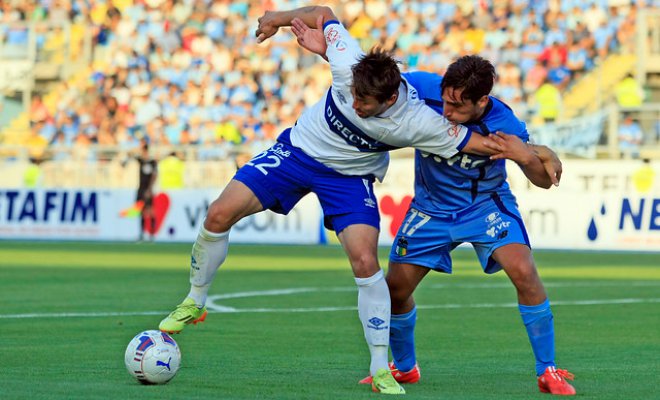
1, 0, 656, 157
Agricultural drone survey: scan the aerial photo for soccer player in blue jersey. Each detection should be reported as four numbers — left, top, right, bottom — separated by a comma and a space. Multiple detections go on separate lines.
290, 17, 571, 395
381, 58, 575, 395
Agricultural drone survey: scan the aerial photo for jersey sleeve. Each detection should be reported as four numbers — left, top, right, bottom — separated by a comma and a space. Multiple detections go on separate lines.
323, 21, 363, 89
404, 105, 472, 158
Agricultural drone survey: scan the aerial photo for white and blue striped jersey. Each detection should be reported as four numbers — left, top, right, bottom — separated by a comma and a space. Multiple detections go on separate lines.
402, 71, 529, 213
288, 21, 471, 181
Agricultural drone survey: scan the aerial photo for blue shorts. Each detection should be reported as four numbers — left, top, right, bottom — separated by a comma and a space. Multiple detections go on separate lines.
233, 133, 380, 233
389, 193, 530, 274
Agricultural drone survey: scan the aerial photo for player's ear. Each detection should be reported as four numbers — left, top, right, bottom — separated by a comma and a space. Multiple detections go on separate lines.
477, 95, 489, 108
385, 92, 398, 107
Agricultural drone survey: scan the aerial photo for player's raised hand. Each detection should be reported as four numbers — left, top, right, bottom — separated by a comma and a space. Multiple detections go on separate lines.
256, 11, 279, 43
291, 15, 327, 56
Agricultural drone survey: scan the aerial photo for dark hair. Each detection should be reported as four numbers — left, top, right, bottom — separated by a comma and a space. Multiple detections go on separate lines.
351, 48, 401, 103
441, 55, 496, 104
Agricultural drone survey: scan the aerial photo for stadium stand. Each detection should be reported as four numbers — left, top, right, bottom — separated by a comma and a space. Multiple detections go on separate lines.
1, 0, 659, 188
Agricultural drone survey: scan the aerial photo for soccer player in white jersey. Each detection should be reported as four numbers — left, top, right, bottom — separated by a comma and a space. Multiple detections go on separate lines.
158, 5, 553, 395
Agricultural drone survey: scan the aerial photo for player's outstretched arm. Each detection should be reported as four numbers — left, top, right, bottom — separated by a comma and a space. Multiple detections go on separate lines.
460, 132, 503, 156
256, 6, 336, 43
486, 132, 557, 189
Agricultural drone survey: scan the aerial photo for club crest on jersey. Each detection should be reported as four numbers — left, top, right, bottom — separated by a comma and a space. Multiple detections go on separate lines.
326, 27, 339, 45
395, 237, 408, 256
448, 124, 460, 137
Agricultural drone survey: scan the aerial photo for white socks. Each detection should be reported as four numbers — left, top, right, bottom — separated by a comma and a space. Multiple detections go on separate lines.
187, 226, 229, 306
355, 269, 390, 375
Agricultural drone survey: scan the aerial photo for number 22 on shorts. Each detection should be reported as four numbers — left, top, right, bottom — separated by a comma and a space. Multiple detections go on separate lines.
245, 150, 282, 175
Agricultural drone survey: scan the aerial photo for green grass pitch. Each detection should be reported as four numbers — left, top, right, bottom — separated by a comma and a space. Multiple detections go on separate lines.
1, 241, 658, 399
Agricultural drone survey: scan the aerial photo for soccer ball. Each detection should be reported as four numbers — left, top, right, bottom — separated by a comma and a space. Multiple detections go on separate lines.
124, 330, 181, 384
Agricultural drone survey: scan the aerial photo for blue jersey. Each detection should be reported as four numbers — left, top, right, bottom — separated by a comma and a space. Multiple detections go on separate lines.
402, 71, 529, 214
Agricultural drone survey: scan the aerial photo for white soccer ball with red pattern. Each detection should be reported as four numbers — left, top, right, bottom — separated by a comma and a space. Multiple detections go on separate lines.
124, 330, 181, 384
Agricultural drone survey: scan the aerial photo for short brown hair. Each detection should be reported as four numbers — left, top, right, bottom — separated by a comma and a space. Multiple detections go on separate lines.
351, 48, 401, 103
441, 55, 496, 104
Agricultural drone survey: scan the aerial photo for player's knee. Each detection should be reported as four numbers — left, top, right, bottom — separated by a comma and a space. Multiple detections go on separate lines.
388, 286, 407, 305
204, 202, 236, 233
511, 266, 545, 295
349, 253, 380, 278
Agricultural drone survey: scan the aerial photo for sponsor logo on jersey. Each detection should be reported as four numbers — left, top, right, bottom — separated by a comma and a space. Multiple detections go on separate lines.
420, 151, 489, 170
485, 212, 511, 238
269, 143, 291, 158
324, 90, 399, 152
334, 40, 347, 51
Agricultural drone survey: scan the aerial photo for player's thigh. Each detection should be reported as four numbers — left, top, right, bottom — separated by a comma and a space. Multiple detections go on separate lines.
491, 243, 536, 277
389, 207, 454, 273
337, 223, 380, 278
205, 179, 265, 232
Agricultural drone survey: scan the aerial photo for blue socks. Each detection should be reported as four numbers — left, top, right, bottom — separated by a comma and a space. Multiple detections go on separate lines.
519, 299, 556, 376
390, 307, 417, 372
391, 301, 555, 376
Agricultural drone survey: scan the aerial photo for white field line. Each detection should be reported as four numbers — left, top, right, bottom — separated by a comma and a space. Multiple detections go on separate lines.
0, 281, 658, 319
426, 281, 660, 289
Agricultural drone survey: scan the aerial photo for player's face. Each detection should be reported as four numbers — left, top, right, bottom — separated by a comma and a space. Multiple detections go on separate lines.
441, 87, 486, 124
351, 88, 396, 118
